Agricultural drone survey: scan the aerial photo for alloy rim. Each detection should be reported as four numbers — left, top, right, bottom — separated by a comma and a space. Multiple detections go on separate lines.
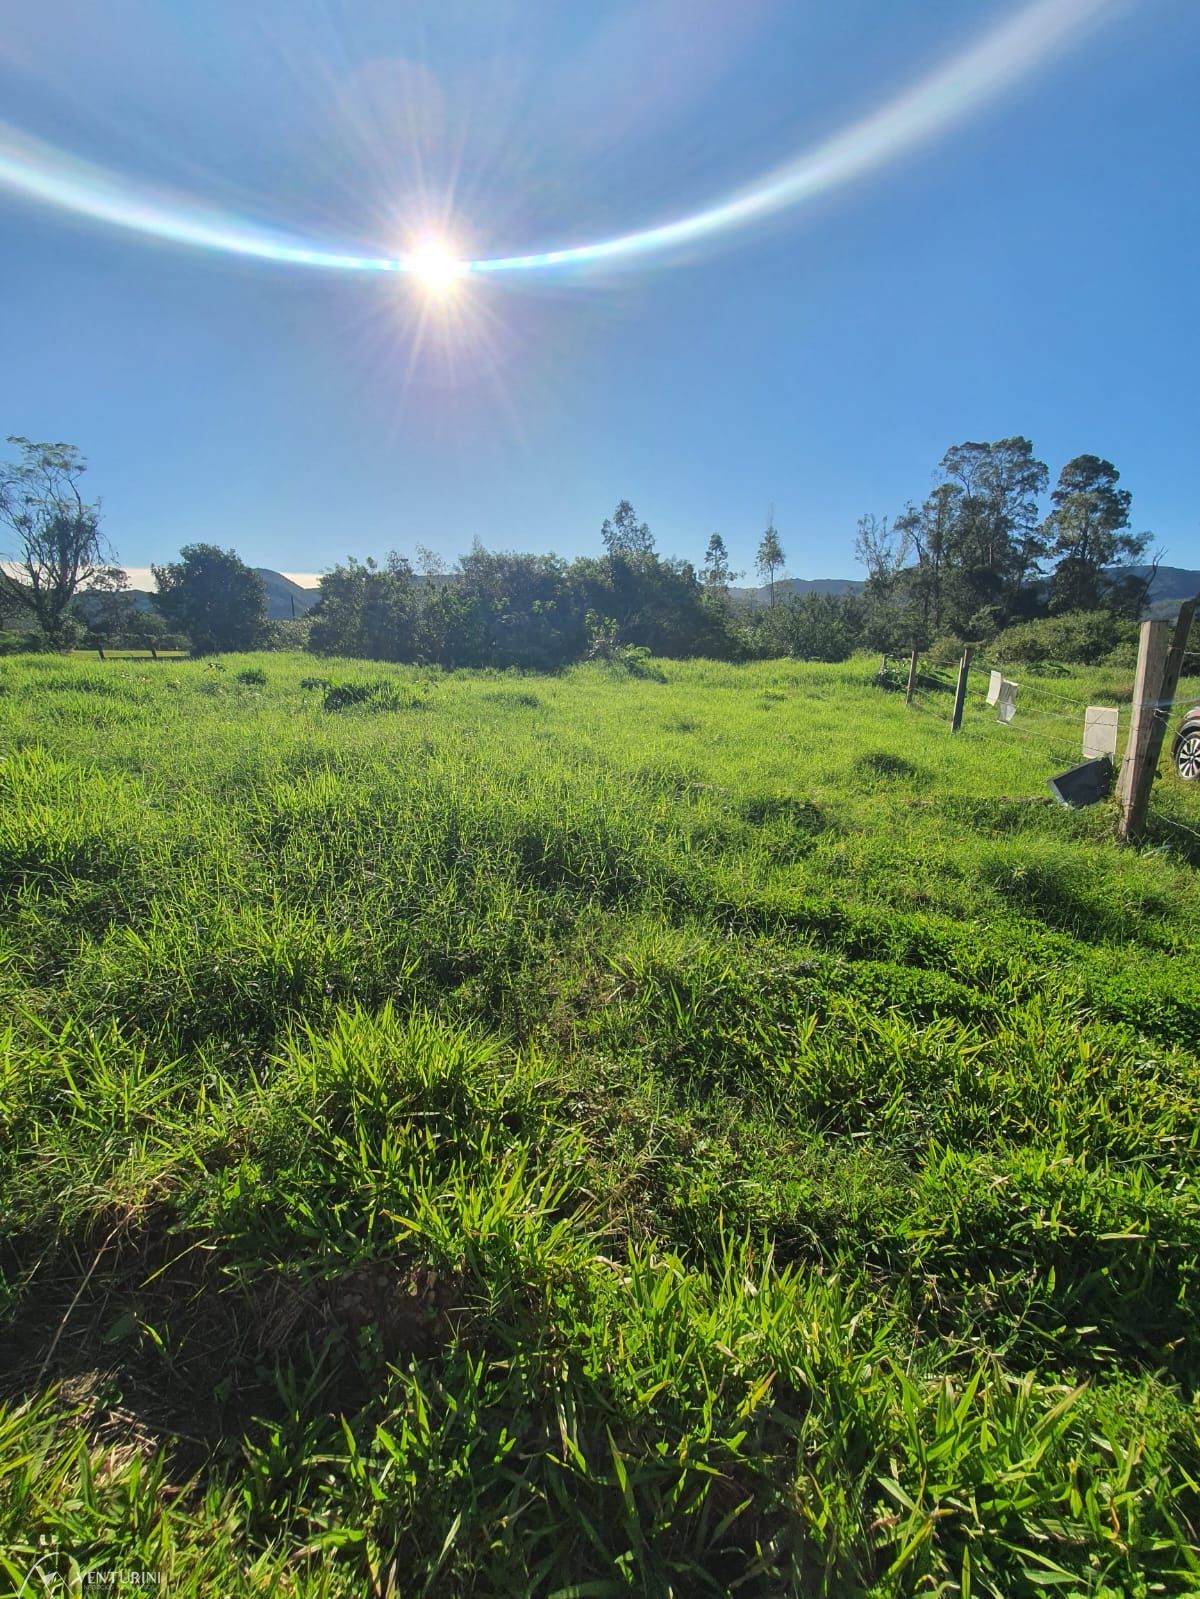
1178, 733, 1200, 781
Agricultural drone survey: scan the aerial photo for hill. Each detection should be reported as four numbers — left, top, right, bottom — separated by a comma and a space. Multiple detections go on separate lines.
727, 565, 1200, 618
254, 568, 320, 620
66, 567, 322, 624
729, 575, 863, 607
1136, 564, 1200, 619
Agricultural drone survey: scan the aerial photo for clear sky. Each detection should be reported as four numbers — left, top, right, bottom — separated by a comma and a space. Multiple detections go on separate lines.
0, 0, 1196, 584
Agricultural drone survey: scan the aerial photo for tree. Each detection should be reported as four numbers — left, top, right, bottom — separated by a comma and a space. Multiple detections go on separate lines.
755, 521, 785, 604
307, 555, 419, 662
414, 545, 447, 581
152, 544, 268, 653
755, 591, 863, 662
1043, 456, 1146, 615
601, 500, 654, 556
701, 533, 740, 594
936, 437, 1049, 632
454, 543, 587, 671
893, 484, 960, 641
854, 513, 919, 650
0, 436, 110, 641
75, 565, 139, 644
573, 550, 736, 659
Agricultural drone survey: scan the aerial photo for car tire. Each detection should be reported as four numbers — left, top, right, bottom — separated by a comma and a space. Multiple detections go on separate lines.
1176, 730, 1200, 781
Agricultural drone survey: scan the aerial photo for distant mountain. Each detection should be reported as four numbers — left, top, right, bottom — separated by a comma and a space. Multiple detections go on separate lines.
726, 566, 1200, 619
254, 569, 320, 621
728, 576, 863, 608
70, 567, 321, 623
1133, 565, 1200, 620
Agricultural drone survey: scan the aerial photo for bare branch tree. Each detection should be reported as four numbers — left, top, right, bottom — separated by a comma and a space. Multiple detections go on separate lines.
0, 436, 110, 640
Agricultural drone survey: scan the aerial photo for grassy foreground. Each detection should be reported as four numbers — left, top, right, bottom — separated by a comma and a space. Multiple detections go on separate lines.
2, 649, 1200, 1596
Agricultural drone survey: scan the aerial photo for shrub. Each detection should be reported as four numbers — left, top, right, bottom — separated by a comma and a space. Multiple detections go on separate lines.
0, 630, 54, 656
322, 679, 426, 712
926, 635, 966, 667
989, 610, 1137, 667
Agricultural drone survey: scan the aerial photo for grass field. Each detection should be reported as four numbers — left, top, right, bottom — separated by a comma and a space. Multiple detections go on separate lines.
2, 649, 1200, 1596
67, 650, 189, 661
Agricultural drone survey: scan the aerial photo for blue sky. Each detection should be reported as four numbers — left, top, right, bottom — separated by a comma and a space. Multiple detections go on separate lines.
0, 0, 1196, 585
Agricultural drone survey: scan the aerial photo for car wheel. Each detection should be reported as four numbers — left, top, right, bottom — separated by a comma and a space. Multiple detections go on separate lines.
1176, 731, 1200, 781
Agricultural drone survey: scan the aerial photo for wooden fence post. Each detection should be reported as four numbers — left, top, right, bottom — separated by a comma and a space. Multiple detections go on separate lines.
1117, 619, 1171, 842
950, 646, 973, 733
1160, 597, 1198, 732
905, 649, 919, 706
1116, 599, 1197, 842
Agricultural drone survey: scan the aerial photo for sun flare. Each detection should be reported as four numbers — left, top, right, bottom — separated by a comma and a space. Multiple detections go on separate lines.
407, 233, 466, 296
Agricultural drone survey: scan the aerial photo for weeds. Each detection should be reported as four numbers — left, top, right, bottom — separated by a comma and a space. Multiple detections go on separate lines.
1, 651, 1199, 1594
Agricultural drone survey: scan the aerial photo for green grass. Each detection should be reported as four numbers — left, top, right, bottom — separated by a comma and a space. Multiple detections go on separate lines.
1, 649, 1199, 1596
67, 649, 188, 660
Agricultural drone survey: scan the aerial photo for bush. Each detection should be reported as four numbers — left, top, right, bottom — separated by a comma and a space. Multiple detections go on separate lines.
926, 635, 966, 667
265, 619, 312, 652
751, 593, 862, 662
988, 611, 1136, 667
0, 630, 54, 656
608, 645, 666, 681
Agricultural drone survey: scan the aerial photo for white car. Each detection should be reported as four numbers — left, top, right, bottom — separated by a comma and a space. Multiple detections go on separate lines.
1173, 707, 1200, 780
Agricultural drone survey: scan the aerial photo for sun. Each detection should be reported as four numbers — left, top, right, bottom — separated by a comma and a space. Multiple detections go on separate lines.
407, 232, 467, 297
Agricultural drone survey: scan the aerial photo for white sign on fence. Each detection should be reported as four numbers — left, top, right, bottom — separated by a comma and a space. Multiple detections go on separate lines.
986, 670, 1003, 706
1082, 705, 1119, 760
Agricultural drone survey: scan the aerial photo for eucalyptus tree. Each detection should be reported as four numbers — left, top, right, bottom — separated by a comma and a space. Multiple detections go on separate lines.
701, 532, 740, 593
755, 522, 785, 604
1044, 455, 1147, 614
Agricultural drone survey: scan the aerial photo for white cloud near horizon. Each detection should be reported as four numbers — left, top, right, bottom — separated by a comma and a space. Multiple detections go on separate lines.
117, 566, 321, 591
3, 562, 322, 591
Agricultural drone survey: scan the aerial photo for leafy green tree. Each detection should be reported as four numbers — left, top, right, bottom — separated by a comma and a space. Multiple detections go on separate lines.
0, 436, 110, 642
755, 591, 862, 661
755, 522, 785, 604
574, 551, 737, 659
307, 555, 419, 662
1044, 456, 1148, 614
601, 500, 654, 555
75, 565, 138, 644
454, 544, 587, 671
701, 533, 740, 593
152, 543, 268, 653
936, 437, 1049, 632
413, 582, 478, 669
133, 610, 182, 648
893, 484, 960, 640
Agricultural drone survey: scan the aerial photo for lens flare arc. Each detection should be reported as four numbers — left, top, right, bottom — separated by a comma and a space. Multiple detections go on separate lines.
0, 0, 1116, 281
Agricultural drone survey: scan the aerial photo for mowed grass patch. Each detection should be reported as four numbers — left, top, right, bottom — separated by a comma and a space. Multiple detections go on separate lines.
1, 650, 1199, 1595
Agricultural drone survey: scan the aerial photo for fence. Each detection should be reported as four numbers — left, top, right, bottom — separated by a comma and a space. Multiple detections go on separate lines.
889, 597, 1200, 845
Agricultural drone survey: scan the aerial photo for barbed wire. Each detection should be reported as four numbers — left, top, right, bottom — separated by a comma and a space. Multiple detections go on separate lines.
1158, 815, 1200, 846
994, 709, 1090, 730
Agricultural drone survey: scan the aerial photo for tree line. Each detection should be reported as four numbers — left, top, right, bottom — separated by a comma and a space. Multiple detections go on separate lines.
855, 439, 1152, 652
0, 432, 1160, 668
